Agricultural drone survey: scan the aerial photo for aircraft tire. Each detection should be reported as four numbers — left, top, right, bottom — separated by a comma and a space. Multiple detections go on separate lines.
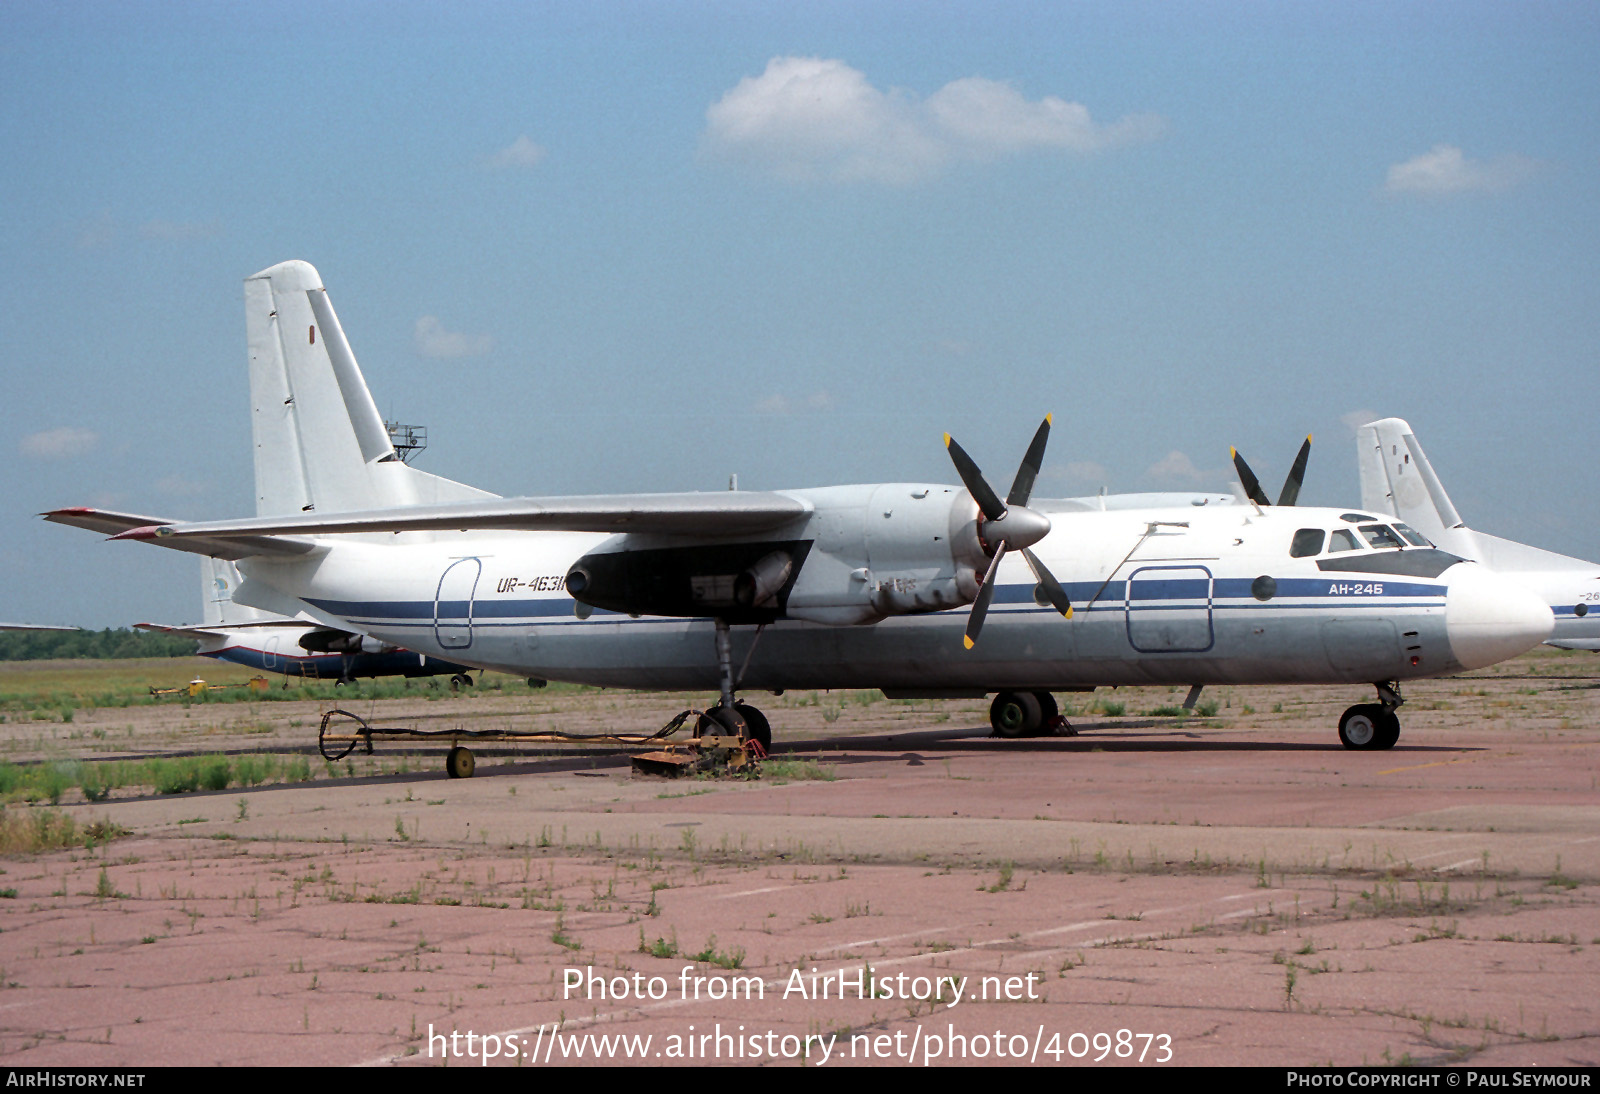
1031, 691, 1059, 736
1373, 711, 1401, 750
450, 673, 473, 691
734, 702, 772, 753
991, 691, 1042, 738
446, 746, 476, 779
1338, 704, 1384, 750
698, 704, 747, 739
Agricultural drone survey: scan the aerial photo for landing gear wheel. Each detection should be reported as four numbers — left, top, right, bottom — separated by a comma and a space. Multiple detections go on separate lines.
697, 704, 747, 738
1338, 704, 1385, 750
445, 746, 475, 779
734, 702, 772, 753
990, 691, 1042, 738
450, 673, 473, 691
1373, 710, 1400, 750
1031, 691, 1059, 736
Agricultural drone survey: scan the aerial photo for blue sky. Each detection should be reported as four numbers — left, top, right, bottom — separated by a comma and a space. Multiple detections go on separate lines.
4, 1, 1597, 628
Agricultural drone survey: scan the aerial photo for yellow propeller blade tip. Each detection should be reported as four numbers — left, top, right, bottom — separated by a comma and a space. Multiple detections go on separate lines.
943, 432, 952, 448
1045, 412, 1053, 425
962, 635, 975, 650
1064, 607, 1073, 619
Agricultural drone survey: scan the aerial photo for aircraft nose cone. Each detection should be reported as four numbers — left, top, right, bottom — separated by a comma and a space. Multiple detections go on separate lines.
1445, 564, 1554, 671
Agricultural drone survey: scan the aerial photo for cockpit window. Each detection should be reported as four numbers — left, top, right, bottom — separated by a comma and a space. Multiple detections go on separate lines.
1393, 522, 1433, 547
1327, 529, 1361, 553
1359, 524, 1406, 550
1290, 529, 1325, 558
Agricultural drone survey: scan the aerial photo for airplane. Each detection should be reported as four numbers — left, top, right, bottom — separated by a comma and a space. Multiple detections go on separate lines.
43, 261, 1554, 772
136, 557, 481, 687
1357, 417, 1600, 652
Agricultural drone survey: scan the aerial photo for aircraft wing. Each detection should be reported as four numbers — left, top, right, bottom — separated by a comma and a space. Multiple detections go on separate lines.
0, 623, 80, 632
89, 492, 815, 543
42, 508, 320, 559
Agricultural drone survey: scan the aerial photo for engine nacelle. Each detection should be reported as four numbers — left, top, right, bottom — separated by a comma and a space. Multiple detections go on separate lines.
784, 484, 995, 624
565, 540, 812, 623
298, 628, 389, 655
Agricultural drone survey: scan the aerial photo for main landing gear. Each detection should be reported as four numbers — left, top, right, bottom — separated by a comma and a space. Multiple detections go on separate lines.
691, 619, 772, 753
1338, 681, 1403, 751
989, 691, 1072, 738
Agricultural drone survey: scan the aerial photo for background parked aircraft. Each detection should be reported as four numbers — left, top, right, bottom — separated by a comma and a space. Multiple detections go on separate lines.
137, 558, 479, 686
1358, 417, 1600, 652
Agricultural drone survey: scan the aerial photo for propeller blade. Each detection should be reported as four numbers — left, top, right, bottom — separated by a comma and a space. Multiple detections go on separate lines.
1230, 447, 1271, 507
1277, 434, 1312, 507
1006, 414, 1052, 508
1021, 547, 1072, 618
945, 434, 1007, 522
963, 547, 1006, 649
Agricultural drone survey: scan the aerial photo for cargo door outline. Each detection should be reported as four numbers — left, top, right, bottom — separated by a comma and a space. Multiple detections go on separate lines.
1125, 565, 1215, 653
434, 558, 482, 650
263, 634, 281, 671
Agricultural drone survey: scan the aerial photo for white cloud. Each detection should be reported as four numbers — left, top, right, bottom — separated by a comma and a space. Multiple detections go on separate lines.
703, 57, 1162, 184
1341, 408, 1379, 434
1145, 450, 1206, 484
487, 135, 546, 170
75, 213, 222, 248
156, 474, 209, 497
1383, 145, 1535, 195
1060, 460, 1110, 485
414, 316, 493, 359
755, 390, 835, 414
20, 427, 97, 459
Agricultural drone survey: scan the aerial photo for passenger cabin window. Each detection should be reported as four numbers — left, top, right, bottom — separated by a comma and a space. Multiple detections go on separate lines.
1393, 522, 1433, 547
1327, 529, 1361, 553
1290, 529, 1325, 558
1359, 524, 1405, 550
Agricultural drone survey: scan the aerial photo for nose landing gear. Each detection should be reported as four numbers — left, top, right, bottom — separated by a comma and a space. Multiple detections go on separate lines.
1338, 681, 1403, 750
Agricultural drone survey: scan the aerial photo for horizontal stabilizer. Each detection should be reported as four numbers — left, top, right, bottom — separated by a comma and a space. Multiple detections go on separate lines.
136, 620, 315, 636
111, 492, 815, 541
134, 623, 228, 638
42, 508, 319, 560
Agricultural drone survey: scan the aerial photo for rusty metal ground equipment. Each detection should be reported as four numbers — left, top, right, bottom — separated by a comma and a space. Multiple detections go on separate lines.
317, 707, 766, 778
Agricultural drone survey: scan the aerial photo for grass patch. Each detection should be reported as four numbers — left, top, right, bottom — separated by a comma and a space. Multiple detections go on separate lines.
759, 758, 837, 782
0, 807, 129, 854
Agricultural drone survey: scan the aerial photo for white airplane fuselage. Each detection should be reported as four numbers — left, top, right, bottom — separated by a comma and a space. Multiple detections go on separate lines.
45, 261, 1561, 756
236, 490, 1550, 694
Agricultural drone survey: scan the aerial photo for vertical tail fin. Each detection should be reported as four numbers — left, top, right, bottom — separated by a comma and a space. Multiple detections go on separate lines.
201, 557, 277, 626
245, 260, 496, 517
1358, 417, 1479, 556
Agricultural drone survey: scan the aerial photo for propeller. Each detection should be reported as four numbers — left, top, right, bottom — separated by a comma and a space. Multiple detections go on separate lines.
944, 415, 1073, 648
1230, 435, 1312, 507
